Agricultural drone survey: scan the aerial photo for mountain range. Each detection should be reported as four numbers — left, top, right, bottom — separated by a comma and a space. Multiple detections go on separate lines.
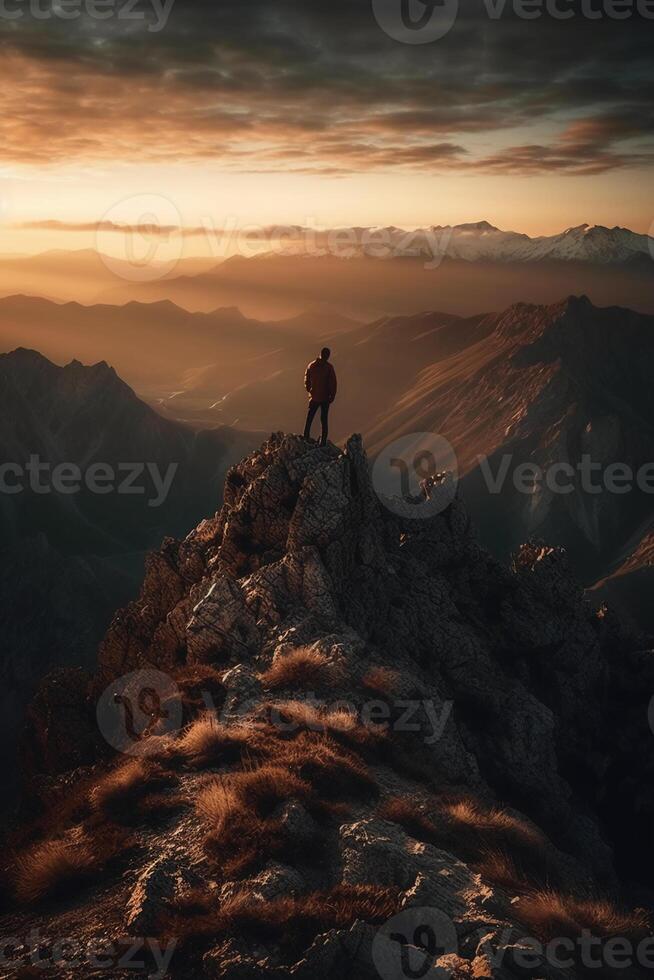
258, 220, 654, 266
0, 348, 260, 802
1, 221, 652, 320
2, 293, 654, 633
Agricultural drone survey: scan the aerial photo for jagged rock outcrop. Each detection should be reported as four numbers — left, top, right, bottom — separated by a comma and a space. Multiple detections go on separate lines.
9, 433, 654, 979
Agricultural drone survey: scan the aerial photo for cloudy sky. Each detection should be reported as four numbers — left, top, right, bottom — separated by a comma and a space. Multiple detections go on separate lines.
1, 0, 653, 254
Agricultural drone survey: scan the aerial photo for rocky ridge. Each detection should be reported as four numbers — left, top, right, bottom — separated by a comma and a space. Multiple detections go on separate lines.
8, 433, 654, 979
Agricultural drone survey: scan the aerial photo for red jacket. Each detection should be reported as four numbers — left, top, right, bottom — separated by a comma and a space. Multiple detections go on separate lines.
305, 358, 337, 403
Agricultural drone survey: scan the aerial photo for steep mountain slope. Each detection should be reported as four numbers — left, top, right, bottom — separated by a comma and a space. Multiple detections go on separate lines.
0, 349, 260, 801
7, 434, 652, 978
363, 297, 654, 603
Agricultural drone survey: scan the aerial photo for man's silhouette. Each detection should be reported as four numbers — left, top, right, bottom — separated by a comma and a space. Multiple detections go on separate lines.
303, 347, 337, 447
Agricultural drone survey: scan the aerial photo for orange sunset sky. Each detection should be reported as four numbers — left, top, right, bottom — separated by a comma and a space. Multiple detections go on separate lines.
1, 0, 653, 257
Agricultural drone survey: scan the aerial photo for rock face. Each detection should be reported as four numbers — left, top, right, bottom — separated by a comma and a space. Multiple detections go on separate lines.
12, 433, 654, 979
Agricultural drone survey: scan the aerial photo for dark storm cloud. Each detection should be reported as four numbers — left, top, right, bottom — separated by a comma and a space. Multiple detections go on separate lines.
0, 0, 652, 172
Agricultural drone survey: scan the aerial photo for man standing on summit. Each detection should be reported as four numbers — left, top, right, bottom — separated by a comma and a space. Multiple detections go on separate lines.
303, 347, 337, 447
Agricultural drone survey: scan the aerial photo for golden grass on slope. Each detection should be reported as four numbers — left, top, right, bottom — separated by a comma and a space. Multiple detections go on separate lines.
155, 884, 401, 950
234, 767, 314, 817
14, 838, 96, 904
474, 849, 527, 892
269, 700, 385, 749
380, 793, 554, 886
516, 890, 650, 942
89, 759, 176, 824
280, 732, 378, 800
381, 794, 649, 951
197, 767, 313, 826
14, 825, 133, 905
205, 811, 293, 880
196, 767, 318, 879
196, 777, 234, 825
172, 716, 263, 769
260, 647, 339, 690
442, 797, 547, 857
195, 738, 375, 880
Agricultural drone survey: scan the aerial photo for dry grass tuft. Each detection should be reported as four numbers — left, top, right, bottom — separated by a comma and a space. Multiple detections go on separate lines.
197, 767, 318, 879
197, 766, 313, 826
14, 838, 96, 904
172, 716, 263, 769
270, 700, 385, 751
14, 825, 133, 905
381, 793, 555, 887
281, 732, 378, 800
443, 798, 546, 855
156, 883, 400, 951
269, 699, 323, 730
190, 714, 377, 879
361, 666, 401, 697
205, 810, 295, 879
443, 797, 545, 847
516, 890, 650, 942
260, 648, 339, 690
474, 849, 526, 892
235, 767, 314, 817
196, 778, 236, 825
89, 759, 176, 824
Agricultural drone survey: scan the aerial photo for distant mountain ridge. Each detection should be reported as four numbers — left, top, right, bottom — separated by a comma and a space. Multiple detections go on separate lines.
261, 221, 654, 266
1, 224, 652, 318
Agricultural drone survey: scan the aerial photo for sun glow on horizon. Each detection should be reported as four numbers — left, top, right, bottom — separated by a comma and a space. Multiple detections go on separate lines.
2, 161, 653, 261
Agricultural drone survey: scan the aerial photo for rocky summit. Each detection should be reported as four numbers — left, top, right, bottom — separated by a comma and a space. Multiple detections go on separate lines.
5, 433, 654, 979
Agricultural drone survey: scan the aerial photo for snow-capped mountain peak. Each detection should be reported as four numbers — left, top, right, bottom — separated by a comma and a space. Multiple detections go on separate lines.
264, 221, 652, 265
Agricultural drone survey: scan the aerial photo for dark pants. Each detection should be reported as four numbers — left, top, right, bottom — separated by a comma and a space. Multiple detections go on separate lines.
304, 400, 330, 445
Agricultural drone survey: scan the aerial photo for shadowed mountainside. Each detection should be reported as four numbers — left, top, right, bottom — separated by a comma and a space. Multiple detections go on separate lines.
0, 348, 261, 803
